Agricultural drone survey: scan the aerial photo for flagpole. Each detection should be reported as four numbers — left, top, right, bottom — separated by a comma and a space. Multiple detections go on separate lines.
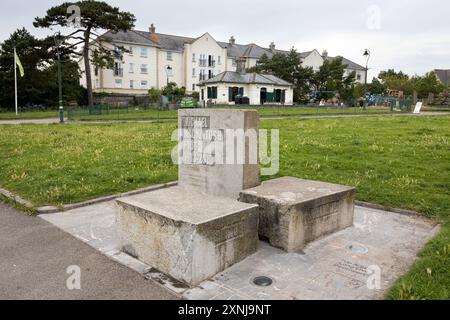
14, 47, 18, 116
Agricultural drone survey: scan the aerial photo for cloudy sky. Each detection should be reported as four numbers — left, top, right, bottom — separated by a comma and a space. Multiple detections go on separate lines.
1, 0, 449, 80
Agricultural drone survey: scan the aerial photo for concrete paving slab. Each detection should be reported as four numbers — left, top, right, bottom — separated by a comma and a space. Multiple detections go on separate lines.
40, 200, 439, 300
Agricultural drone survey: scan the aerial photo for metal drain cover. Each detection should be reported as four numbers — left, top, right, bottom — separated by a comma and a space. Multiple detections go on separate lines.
349, 245, 369, 254
253, 276, 273, 287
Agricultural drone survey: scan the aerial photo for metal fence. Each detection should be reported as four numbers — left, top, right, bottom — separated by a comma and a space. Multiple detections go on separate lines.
371, 94, 413, 112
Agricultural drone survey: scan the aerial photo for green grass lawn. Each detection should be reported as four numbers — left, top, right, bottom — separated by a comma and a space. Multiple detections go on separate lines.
68, 106, 394, 121
0, 110, 59, 120
0, 115, 448, 299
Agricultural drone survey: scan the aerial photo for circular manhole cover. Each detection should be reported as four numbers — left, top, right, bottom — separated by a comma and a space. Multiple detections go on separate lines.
349, 245, 369, 254
252, 276, 273, 287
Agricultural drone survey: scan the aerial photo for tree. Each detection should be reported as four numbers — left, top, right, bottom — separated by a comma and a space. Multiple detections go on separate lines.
162, 82, 186, 103
34, 1, 136, 107
412, 71, 447, 98
148, 87, 162, 104
0, 28, 84, 110
378, 69, 408, 82
368, 77, 386, 94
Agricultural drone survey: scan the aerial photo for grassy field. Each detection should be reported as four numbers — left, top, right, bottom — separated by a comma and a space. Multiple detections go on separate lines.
0, 110, 59, 119
0, 115, 448, 299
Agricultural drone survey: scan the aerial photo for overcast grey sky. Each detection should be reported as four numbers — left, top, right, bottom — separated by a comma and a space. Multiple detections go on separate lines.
1, 0, 449, 80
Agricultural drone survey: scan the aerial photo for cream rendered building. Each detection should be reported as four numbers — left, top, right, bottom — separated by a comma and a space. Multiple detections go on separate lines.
80, 24, 367, 97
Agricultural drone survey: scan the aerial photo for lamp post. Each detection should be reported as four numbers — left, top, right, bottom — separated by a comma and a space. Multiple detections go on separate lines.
165, 65, 173, 86
363, 49, 371, 110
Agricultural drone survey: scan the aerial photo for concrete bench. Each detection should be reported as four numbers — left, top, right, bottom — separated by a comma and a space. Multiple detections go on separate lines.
239, 177, 355, 252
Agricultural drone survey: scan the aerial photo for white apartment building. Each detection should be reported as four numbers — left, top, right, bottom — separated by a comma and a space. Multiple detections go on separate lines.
80, 24, 367, 96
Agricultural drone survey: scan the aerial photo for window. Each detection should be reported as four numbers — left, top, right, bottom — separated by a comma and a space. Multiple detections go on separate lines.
192, 53, 196, 62
199, 54, 207, 67
95, 79, 99, 88
208, 70, 214, 79
94, 67, 99, 76
229, 87, 243, 102
140, 80, 148, 89
207, 86, 218, 99
208, 55, 215, 67
192, 84, 196, 91
130, 80, 134, 89
140, 47, 148, 58
167, 51, 173, 61
129, 63, 134, 74
115, 79, 122, 88
140, 64, 148, 74
114, 62, 123, 77
357, 74, 362, 80
113, 46, 121, 59
231, 58, 237, 67
192, 68, 196, 78
199, 69, 206, 81
129, 46, 134, 56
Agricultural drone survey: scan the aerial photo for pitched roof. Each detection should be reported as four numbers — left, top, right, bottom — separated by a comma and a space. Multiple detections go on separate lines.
101, 29, 363, 71
101, 30, 155, 46
325, 56, 366, 71
134, 31, 195, 52
435, 69, 450, 85
199, 71, 293, 86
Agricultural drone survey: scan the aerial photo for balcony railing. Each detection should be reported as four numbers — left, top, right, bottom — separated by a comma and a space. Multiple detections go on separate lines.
114, 69, 123, 77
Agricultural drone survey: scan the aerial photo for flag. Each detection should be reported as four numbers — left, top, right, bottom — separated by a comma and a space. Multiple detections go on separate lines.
15, 51, 24, 77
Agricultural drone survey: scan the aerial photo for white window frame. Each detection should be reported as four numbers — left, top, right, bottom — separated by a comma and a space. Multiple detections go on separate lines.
140, 64, 148, 74
140, 47, 148, 58
130, 80, 134, 89
192, 53, 196, 62
192, 68, 196, 78
115, 79, 122, 88
129, 63, 134, 74
140, 80, 148, 89
167, 51, 173, 61
129, 46, 134, 56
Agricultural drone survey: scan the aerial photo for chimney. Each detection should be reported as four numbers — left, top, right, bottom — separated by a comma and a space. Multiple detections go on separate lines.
229, 36, 236, 45
269, 42, 276, 51
149, 24, 160, 44
236, 57, 246, 74
322, 50, 328, 58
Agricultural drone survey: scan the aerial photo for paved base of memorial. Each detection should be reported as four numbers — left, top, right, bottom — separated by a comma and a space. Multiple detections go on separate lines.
40, 198, 439, 300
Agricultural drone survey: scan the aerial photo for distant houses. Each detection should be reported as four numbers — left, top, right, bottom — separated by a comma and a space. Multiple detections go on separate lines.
80, 24, 367, 104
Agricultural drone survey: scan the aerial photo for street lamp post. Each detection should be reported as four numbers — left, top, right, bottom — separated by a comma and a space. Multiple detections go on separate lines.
363, 49, 371, 110
165, 65, 173, 86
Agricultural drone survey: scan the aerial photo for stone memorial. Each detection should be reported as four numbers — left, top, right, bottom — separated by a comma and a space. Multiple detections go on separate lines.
116, 109, 261, 286
239, 177, 355, 252
116, 108, 357, 287
178, 108, 260, 198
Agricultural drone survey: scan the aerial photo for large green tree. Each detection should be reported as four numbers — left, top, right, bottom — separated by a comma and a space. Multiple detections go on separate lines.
34, 0, 135, 107
0, 28, 84, 110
